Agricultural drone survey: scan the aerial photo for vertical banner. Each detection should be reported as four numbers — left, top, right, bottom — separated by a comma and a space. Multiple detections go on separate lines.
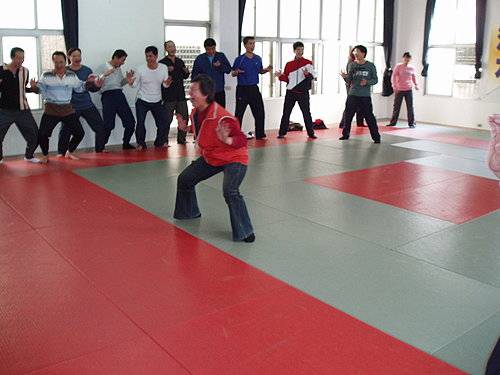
489, 25, 500, 80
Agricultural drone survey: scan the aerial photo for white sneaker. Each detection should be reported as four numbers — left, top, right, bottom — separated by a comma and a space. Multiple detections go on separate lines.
0, 159, 3, 164
24, 157, 41, 164
246, 131, 254, 140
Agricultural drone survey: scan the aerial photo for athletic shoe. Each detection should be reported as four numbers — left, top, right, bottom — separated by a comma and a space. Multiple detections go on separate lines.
308, 134, 318, 139
374, 139, 381, 144
339, 136, 349, 140
409, 123, 416, 128
246, 132, 254, 139
243, 233, 255, 243
24, 157, 41, 163
122, 143, 136, 150
386, 123, 397, 127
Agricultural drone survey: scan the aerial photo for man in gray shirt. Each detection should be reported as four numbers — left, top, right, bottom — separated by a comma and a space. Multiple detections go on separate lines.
339, 45, 381, 143
97, 49, 136, 149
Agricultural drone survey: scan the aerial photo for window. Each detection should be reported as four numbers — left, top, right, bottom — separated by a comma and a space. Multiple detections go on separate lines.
0, 0, 65, 109
242, 0, 384, 98
426, 0, 477, 98
164, 0, 210, 98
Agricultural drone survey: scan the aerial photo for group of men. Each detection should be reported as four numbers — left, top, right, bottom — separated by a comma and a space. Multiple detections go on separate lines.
0, 35, 417, 163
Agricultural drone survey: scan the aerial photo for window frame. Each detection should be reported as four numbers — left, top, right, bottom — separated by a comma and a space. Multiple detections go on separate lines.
425, 0, 477, 98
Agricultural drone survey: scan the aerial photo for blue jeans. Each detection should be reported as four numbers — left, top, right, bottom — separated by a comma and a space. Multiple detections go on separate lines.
174, 157, 254, 241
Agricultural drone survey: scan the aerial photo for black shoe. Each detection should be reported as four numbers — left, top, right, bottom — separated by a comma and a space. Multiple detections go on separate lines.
409, 123, 416, 128
277, 135, 285, 139
374, 139, 381, 144
308, 134, 318, 139
122, 143, 136, 150
339, 124, 344, 129
243, 233, 255, 243
386, 123, 397, 127
339, 136, 349, 140
177, 140, 187, 145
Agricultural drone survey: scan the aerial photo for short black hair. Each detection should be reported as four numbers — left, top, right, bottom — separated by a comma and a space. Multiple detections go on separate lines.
145, 46, 158, 56
10, 47, 24, 59
52, 51, 67, 60
191, 74, 215, 103
164, 40, 175, 49
112, 49, 127, 59
204, 38, 216, 48
403, 52, 412, 58
353, 45, 367, 57
293, 41, 304, 51
67, 47, 81, 64
243, 36, 255, 45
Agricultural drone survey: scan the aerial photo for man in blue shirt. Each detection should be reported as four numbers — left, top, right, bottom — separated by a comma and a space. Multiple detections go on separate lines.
191, 38, 232, 107
57, 48, 106, 155
231, 36, 272, 140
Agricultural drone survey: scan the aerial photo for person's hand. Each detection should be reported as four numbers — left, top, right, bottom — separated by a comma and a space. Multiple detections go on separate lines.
231, 69, 245, 77
274, 69, 282, 78
29, 78, 38, 90
216, 121, 232, 145
415, 85, 419, 91
183, 66, 189, 74
213, 60, 221, 67
94, 77, 104, 88
168, 66, 174, 72
264, 65, 273, 73
340, 70, 348, 79
164, 76, 173, 87
176, 114, 188, 131
360, 79, 368, 86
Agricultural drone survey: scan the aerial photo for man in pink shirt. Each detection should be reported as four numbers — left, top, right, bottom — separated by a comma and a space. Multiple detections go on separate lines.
386, 52, 418, 128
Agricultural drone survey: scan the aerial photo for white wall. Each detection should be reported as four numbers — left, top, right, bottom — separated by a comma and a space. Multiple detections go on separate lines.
3, 0, 398, 157
394, 0, 500, 129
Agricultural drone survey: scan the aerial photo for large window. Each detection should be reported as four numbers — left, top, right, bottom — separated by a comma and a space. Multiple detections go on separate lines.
0, 0, 65, 109
164, 0, 210, 97
426, 0, 477, 98
242, 0, 384, 98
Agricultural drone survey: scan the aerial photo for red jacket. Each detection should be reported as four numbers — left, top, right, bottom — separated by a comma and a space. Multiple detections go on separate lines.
189, 102, 248, 166
278, 57, 314, 93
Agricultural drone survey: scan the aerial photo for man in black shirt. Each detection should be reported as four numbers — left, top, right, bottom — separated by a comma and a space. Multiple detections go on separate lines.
159, 41, 190, 144
0, 47, 39, 163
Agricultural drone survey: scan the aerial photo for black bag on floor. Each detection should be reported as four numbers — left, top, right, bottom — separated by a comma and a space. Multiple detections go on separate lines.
288, 121, 303, 131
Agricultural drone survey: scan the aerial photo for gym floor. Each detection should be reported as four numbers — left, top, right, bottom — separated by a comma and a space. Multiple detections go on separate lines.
1, 122, 499, 374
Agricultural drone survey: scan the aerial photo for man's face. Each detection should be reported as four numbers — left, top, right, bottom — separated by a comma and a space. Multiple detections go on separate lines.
113, 56, 127, 67
69, 50, 82, 65
165, 42, 176, 56
244, 39, 255, 53
145, 51, 157, 65
52, 54, 66, 70
353, 48, 365, 59
189, 82, 208, 108
294, 47, 304, 58
12, 51, 24, 68
205, 46, 216, 56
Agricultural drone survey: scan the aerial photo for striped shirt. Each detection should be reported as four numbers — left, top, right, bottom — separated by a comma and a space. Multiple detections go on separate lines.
0, 64, 31, 110
37, 70, 86, 105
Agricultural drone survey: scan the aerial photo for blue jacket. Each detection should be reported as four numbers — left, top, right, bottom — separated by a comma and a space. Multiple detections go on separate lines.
191, 52, 231, 93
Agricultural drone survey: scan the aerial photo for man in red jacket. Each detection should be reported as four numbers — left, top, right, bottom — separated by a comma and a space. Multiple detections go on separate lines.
275, 41, 317, 139
174, 74, 255, 242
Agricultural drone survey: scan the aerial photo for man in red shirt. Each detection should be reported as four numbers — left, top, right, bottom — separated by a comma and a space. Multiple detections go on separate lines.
174, 74, 255, 242
275, 41, 317, 139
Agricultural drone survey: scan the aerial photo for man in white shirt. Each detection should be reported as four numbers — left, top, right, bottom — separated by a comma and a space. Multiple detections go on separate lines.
127, 46, 171, 150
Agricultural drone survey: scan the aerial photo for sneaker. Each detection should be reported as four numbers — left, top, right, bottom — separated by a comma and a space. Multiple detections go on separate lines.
243, 233, 255, 243
122, 143, 136, 150
409, 123, 416, 128
339, 136, 349, 140
308, 134, 318, 139
0, 159, 3, 164
24, 157, 41, 164
386, 123, 397, 127
374, 139, 381, 144
246, 132, 254, 140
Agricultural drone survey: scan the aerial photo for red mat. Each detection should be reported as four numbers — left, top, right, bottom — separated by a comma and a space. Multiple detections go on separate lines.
0, 171, 465, 374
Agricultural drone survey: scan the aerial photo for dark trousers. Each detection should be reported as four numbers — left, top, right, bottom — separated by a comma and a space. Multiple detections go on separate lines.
164, 100, 188, 143
39, 113, 84, 156
278, 91, 315, 137
389, 90, 415, 126
235, 85, 265, 138
57, 105, 106, 154
101, 89, 135, 145
342, 96, 380, 141
339, 108, 364, 127
174, 157, 254, 241
214, 91, 226, 107
135, 99, 168, 147
0, 109, 38, 159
